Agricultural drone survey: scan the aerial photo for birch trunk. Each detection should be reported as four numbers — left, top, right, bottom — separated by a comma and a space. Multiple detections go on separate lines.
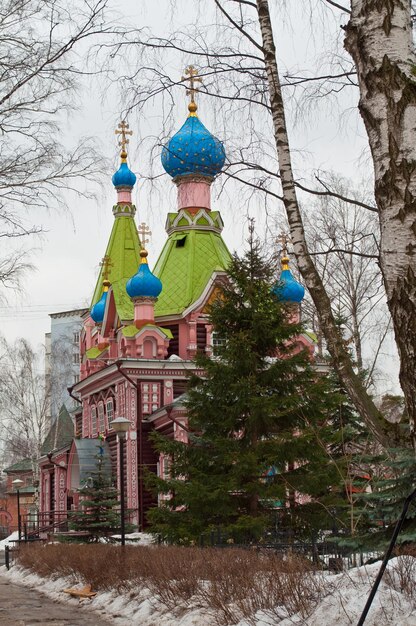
255, 0, 392, 448
345, 1, 416, 447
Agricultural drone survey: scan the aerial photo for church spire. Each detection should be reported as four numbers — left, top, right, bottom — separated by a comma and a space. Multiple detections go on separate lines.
112, 120, 137, 209
161, 66, 225, 213
89, 123, 141, 323
272, 233, 305, 304
182, 65, 202, 117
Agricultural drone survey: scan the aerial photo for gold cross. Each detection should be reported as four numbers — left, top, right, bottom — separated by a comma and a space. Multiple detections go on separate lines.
100, 255, 113, 281
138, 222, 152, 247
277, 232, 291, 257
115, 120, 133, 159
181, 65, 202, 105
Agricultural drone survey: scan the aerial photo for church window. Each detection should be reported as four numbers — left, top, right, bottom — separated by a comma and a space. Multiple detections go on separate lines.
106, 399, 114, 424
91, 406, 97, 434
162, 457, 170, 479
212, 332, 226, 355
141, 382, 160, 414
175, 235, 187, 248
72, 352, 80, 364
98, 403, 105, 433
73, 331, 80, 344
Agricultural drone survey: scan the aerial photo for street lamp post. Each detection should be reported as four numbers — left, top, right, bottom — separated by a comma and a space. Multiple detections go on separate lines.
110, 416, 131, 546
12, 479, 24, 541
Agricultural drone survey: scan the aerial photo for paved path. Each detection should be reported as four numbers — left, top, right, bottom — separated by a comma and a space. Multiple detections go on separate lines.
0, 572, 116, 625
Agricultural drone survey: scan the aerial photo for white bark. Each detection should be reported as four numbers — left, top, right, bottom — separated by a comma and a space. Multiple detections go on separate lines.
345, 0, 416, 445
256, 0, 391, 447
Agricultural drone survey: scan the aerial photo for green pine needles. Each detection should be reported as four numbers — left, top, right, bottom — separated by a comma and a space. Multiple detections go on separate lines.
71, 437, 121, 542
147, 226, 351, 544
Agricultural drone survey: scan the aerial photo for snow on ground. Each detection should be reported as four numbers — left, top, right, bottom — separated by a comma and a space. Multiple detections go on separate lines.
0, 531, 18, 551
1, 557, 416, 625
110, 532, 156, 546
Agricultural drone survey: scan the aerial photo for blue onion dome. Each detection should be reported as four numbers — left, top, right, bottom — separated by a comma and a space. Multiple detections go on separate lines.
91, 280, 110, 323
272, 256, 305, 303
126, 250, 163, 299
112, 160, 137, 188
161, 102, 226, 179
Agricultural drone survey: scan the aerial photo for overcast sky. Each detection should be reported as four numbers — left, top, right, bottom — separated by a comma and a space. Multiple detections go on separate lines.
0, 0, 401, 395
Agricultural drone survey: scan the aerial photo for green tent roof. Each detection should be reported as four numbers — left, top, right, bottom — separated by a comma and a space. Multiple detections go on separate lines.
153, 228, 231, 317
90, 213, 141, 320
41, 405, 74, 455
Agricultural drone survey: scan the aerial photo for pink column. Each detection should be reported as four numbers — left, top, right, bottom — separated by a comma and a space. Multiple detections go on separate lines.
176, 177, 212, 212
117, 188, 132, 203
134, 297, 156, 328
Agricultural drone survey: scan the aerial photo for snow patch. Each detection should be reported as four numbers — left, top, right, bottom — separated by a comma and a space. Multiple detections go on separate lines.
2, 557, 416, 626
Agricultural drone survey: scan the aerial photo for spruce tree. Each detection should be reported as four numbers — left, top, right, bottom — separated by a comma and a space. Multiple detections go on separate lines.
71, 436, 121, 541
147, 226, 349, 543
346, 445, 416, 550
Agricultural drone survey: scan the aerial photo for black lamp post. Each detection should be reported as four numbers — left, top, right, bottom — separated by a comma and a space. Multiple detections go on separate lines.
110, 416, 131, 546
12, 478, 24, 541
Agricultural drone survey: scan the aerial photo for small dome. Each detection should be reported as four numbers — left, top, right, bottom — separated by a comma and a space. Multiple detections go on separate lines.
126, 252, 162, 299
90, 281, 110, 323
161, 115, 225, 179
112, 161, 137, 188
272, 262, 305, 304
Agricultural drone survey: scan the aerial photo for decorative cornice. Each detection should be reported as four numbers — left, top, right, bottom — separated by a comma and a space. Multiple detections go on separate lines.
165, 207, 223, 235
173, 174, 214, 186
112, 203, 136, 218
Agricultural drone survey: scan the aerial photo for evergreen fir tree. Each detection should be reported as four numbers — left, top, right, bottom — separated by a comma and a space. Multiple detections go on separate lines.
345, 444, 416, 550
71, 435, 121, 541
147, 225, 350, 543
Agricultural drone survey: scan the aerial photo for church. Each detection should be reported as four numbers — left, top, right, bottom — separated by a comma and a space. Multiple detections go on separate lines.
38, 67, 313, 530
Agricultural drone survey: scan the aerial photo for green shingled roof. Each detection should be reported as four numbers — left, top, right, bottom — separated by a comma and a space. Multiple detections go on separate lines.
122, 324, 174, 339
91, 213, 141, 320
3, 458, 32, 473
153, 228, 231, 317
86, 345, 108, 359
41, 405, 74, 455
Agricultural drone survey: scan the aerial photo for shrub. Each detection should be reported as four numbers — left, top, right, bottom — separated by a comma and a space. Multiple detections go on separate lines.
17, 543, 324, 624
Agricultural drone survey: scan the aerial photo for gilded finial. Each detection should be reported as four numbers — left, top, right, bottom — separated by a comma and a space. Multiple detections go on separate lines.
138, 222, 152, 263
115, 120, 133, 162
277, 232, 291, 270
181, 65, 202, 116
100, 255, 113, 289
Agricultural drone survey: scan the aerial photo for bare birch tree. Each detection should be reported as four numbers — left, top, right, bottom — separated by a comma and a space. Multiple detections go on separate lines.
343, 0, 416, 447
0, 337, 50, 476
0, 0, 111, 294
303, 174, 392, 387
104, 0, 415, 447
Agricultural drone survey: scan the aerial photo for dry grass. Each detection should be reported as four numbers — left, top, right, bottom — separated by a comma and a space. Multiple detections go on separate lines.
17, 543, 324, 624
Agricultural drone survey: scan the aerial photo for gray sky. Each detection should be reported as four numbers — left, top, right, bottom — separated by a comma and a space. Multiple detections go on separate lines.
0, 0, 401, 395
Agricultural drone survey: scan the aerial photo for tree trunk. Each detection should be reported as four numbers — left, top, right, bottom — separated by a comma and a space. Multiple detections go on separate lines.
255, 0, 393, 448
345, 1, 416, 447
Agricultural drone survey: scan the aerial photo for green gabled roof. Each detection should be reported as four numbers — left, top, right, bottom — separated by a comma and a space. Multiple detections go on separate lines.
153, 228, 231, 317
91, 213, 141, 319
122, 323, 174, 339
41, 405, 74, 455
3, 458, 32, 473
86, 345, 108, 360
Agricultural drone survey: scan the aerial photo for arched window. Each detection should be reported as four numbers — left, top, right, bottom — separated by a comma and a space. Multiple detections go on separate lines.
91, 406, 97, 434
98, 403, 105, 434
106, 398, 114, 426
